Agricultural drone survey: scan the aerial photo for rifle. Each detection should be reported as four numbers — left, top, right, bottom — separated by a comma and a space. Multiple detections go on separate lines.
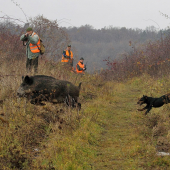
84, 61, 88, 70
22, 23, 29, 46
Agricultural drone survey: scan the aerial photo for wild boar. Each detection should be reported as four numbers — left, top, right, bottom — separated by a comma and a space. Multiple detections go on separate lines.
17, 75, 81, 108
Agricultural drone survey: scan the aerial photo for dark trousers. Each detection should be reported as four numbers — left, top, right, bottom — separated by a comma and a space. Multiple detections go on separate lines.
26, 57, 38, 74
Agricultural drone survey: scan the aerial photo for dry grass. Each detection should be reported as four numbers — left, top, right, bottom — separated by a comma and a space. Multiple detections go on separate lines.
1, 58, 170, 169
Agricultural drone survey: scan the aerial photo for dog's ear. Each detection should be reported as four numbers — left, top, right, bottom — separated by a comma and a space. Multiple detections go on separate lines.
143, 95, 147, 99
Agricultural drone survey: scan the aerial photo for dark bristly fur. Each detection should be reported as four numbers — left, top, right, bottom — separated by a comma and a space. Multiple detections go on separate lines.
17, 75, 81, 109
137, 94, 170, 115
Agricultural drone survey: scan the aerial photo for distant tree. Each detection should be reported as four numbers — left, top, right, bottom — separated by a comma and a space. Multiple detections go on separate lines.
65, 25, 161, 72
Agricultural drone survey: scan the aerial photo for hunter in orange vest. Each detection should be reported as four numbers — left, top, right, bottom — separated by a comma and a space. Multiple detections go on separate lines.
61, 45, 74, 71
29, 32, 41, 53
20, 27, 41, 74
76, 57, 86, 74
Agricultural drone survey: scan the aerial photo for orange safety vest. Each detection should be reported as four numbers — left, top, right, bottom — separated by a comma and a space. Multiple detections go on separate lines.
29, 32, 40, 53
61, 50, 73, 62
76, 61, 85, 73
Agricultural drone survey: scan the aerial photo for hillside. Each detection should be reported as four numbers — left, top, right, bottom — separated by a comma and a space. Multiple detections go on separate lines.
1, 16, 170, 170
64, 25, 168, 72
1, 57, 170, 169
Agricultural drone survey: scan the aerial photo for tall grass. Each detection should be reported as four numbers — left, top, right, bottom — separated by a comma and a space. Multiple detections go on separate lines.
1, 13, 170, 170
0, 55, 103, 169
2, 54, 170, 169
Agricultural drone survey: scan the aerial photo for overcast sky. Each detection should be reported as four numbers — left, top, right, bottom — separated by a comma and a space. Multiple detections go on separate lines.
1, 0, 170, 30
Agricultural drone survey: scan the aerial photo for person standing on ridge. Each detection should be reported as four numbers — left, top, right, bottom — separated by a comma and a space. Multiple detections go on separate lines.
20, 27, 40, 74
61, 44, 74, 71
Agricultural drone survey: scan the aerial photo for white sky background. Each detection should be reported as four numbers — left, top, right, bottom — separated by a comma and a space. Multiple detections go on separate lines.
1, 0, 170, 30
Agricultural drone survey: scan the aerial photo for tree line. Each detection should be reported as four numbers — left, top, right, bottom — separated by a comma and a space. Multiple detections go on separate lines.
63, 25, 170, 72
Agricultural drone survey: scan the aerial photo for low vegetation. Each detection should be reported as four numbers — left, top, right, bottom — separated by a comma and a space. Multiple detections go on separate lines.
1, 56, 170, 169
1, 13, 170, 170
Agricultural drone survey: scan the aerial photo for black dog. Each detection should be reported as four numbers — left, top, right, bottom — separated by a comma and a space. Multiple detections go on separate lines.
137, 94, 170, 115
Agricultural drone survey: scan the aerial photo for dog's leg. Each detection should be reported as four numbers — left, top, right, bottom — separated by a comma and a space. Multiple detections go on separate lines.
138, 105, 148, 111
138, 108, 146, 111
145, 106, 152, 115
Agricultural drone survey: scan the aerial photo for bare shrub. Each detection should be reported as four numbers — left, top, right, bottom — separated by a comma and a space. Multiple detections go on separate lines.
101, 35, 170, 81
0, 15, 70, 66
29, 15, 70, 61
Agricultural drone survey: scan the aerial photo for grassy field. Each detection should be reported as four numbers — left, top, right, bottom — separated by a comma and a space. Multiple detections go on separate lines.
90, 75, 170, 170
1, 59, 170, 169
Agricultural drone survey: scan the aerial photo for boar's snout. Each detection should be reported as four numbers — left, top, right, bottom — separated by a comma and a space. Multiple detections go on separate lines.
17, 89, 25, 97
17, 87, 27, 97
17, 91, 26, 97
17, 86, 32, 97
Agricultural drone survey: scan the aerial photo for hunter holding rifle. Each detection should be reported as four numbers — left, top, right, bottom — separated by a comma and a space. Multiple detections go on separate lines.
20, 27, 40, 74
61, 44, 74, 72
76, 57, 86, 74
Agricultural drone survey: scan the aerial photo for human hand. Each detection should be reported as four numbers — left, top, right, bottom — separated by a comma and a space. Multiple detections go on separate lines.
25, 31, 32, 37
25, 33, 29, 37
